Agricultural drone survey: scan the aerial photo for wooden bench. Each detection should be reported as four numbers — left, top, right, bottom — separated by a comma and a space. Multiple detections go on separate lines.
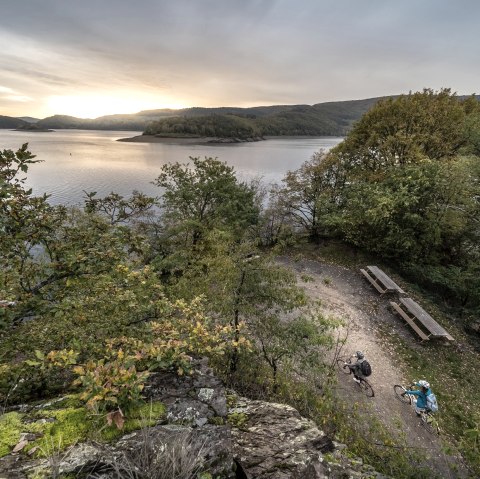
390, 301, 430, 341
390, 298, 454, 342
360, 266, 405, 295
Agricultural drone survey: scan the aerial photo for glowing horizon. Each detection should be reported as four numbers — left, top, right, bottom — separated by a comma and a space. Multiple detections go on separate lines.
45, 93, 189, 119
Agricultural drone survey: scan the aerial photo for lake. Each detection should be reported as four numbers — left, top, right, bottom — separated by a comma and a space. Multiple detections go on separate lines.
0, 129, 343, 206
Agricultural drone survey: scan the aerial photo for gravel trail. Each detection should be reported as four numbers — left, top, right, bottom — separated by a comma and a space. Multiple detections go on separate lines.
279, 256, 468, 479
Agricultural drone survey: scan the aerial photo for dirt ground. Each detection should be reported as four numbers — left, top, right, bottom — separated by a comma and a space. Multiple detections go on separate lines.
278, 256, 469, 479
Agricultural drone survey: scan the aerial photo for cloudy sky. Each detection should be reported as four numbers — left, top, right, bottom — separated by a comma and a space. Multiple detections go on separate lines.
1, 0, 479, 118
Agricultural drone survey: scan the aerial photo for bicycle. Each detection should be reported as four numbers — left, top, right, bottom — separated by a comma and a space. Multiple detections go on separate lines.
393, 384, 440, 435
336, 356, 374, 397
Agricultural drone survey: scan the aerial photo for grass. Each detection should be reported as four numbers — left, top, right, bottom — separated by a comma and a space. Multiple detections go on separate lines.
105, 428, 208, 479
374, 319, 480, 475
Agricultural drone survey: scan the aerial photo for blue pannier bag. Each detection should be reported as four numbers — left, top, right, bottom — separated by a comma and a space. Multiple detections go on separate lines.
426, 392, 438, 412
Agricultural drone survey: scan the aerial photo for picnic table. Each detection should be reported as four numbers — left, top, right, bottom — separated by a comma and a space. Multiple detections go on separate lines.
390, 297, 454, 342
360, 266, 405, 295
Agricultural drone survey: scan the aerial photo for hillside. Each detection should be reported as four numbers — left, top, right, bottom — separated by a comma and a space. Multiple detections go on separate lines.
0, 116, 28, 129
6, 97, 387, 134
3, 94, 479, 135
142, 99, 384, 138
17, 116, 40, 124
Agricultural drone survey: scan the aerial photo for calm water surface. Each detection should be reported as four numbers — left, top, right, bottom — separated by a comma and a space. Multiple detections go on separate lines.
0, 130, 343, 205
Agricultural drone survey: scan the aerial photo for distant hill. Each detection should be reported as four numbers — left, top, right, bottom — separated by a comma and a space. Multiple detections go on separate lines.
144, 98, 384, 138
0, 115, 28, 129
30, 98, 385, 135
17, 116, 40, 123
5, 94, 479, 135
36, 115, 96, 129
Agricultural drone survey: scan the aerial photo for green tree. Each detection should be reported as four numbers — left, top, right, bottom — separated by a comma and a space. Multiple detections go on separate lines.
256, 313, 334, 392
152, 157, 259, 250
304, 89, 480, 311
0, 147, 245, 408
279, 150, 346, 240
0, 145, 148, 329
83, 190, 157, 225
333, 88, 468, 174
161, 230, 332, 376
322, 89, 480, 262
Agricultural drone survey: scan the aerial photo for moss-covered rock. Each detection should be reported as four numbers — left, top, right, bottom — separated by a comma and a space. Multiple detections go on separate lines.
0, 412, 22, 457
0, 398, 166, 460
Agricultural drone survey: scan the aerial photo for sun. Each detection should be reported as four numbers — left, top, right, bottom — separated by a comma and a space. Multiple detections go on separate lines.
46, 93, 187, 118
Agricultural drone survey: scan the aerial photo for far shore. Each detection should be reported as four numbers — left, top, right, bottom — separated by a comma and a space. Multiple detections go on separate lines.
117, 135, 237, 145
118, 134, 342, 144
13, 128, 54, 133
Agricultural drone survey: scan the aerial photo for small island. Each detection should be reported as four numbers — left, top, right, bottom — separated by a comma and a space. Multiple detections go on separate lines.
118, 134, 263, 144
117, 105, 355, 143
14, 123, 54, 132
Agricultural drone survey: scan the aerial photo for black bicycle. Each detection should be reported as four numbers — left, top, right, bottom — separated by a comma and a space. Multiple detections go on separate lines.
393, 384, 440, 435
337, 356, 374, 397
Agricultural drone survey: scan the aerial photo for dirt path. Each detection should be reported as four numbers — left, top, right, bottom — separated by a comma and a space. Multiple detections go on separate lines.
279, 256, 468, 479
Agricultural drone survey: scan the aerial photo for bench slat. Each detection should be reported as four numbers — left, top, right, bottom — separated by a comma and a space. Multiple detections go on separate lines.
360, 268, 386, 294
367, 266, 405, 294
390, 301, 430, 341
399, 298, 452, 338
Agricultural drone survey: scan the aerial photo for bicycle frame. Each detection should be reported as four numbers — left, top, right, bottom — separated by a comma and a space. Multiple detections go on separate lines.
337, 356, 374, 397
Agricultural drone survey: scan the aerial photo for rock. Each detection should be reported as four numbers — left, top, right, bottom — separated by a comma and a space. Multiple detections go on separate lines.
228, 395, 389, 479
57, 443, 103, 475
465, 319, 480, 337
145, 358, 227, 425
0, 360, 234, 479
230, 396, 333, 479
2, 425, 236, 479
0, 360, 389, 479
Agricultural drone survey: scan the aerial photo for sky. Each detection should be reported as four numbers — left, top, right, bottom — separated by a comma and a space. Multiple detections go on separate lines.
1, 0, 479, 119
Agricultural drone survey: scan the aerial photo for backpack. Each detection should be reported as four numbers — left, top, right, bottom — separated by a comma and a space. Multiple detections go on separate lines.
426, 392, 439, 412
360, 360, 372, 377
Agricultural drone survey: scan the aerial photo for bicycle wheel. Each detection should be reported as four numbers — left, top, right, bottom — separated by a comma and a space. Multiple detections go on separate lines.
421, 414, 440, 435
360, 379, 375, 397
336, 358, 352, 375
394, 385, 411, 404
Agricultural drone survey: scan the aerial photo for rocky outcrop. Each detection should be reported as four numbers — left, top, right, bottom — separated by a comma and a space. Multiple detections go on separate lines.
229, 395, 389, 479
0, 360, 388, 478
145, 357, 228, 425
0, 424, 234, 478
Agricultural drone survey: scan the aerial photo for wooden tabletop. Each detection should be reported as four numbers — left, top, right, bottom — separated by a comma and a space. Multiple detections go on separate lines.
399, 297, 450, 337
367, 266, 405, 294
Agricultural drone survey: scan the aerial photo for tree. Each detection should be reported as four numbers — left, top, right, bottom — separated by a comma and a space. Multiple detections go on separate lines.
256, 313, 334, 392
0, 144, 52, 260
332, 89, 467, 174
160, 230, 333, 376
321, 89, 480, 262
0, 145, 148, 329
278, 150, 346, 240
304, 89, 480, 312
152, 157, 259, 250
83, 190, 157, 225
0, 146, 245, 408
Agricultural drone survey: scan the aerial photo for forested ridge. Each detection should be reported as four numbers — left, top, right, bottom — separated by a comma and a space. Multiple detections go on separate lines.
143, 98, 382, 138
1, 96, 383, 134
1, 89, 480, 478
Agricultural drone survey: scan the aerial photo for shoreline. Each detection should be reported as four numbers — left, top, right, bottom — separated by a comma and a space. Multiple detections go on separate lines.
118, 134, 342, 144
117, 135, 264, 144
